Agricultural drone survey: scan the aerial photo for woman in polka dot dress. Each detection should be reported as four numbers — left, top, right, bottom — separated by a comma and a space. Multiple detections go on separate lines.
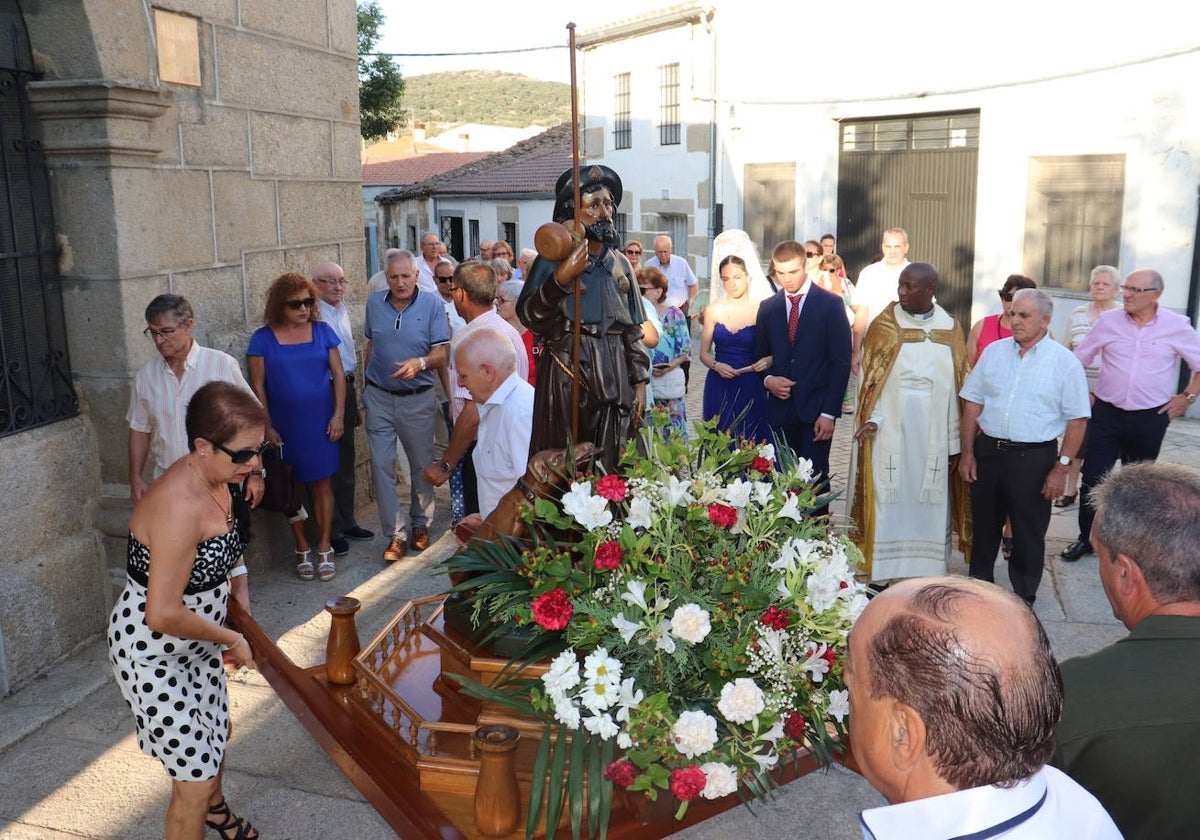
108, 381, 267, 840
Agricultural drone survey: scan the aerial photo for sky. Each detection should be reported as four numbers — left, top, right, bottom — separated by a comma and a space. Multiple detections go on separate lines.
372, 0, 652, 83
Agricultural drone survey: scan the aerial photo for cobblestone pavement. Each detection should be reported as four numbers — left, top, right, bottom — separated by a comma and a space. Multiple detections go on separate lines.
3, 344, 1199, 839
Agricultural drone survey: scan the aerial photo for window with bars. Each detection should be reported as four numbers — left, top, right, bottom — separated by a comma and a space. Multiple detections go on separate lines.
841, 112, 980, 152
614, 213, 628, 244
613, 72, 631, 150
1025, 155, 1124, 291
659, 63, 680, 146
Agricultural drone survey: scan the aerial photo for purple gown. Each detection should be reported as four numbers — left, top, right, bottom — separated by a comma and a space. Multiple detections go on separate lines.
702, 322, 770, 444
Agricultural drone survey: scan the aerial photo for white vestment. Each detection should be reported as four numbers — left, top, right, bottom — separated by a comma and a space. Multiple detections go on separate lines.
866, 304, 959, 581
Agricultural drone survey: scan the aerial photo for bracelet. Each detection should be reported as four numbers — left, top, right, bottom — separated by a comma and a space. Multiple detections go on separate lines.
419, 356, 427, 371
222, 635, 242, 651
229, 564, 248, 579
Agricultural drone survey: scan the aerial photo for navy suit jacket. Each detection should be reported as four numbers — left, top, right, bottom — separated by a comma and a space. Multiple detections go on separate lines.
753, 283, 853, 426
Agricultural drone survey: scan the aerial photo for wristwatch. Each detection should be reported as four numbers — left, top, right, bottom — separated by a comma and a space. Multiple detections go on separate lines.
1185, 392, 1198, 404
439, 459, 452, 473
1057, 455, 1072, 467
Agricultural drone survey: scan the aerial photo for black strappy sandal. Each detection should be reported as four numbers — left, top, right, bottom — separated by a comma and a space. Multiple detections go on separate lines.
206, 798, 259, 839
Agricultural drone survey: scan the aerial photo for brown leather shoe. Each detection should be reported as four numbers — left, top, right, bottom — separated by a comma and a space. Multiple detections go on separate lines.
382, 536, 407, 563
411, 525, 430, 551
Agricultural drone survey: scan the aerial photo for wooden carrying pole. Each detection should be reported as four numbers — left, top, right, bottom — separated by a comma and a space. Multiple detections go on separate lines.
567, 21, 581, 444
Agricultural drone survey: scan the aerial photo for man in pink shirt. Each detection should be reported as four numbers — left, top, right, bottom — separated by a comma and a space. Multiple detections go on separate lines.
1062, 268, 1200, 560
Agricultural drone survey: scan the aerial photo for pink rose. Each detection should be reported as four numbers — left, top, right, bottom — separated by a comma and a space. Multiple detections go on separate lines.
596, 474, 629, 502
594, 540, 624, 571
669, 765, 707, 801
604, 759, 637, 788
531, 589, 573, 631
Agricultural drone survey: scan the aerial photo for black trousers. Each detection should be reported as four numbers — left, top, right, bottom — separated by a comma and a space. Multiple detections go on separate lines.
330, 378, 359, 537
968, 435, 1055, 602
774, 417, 833, 518
1077, 398, 1170, 542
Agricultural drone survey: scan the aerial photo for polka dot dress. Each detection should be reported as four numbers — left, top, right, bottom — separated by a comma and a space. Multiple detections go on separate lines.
107, 531, 242, 781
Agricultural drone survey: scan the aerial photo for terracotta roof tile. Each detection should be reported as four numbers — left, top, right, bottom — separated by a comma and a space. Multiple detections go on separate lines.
363, 152, 490, 187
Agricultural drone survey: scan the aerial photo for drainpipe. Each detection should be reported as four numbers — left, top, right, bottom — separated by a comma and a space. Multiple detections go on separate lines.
705, 9, 719, 255
1182, 181, 1200, 402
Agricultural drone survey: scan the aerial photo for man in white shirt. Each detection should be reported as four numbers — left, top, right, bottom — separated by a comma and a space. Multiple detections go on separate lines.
127, 294, 263, 503
453, 327, 533, 521
846, 576, 1121, 840
852, 228, 912, 364
642, 234, 697, 314
415, 231, 442, 295
314, 261, 374, 555
367, 247, 401, 295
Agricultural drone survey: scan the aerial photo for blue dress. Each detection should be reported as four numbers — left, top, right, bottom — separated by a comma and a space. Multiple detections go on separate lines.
702, 322, 770, 444
247, 321, 340, 482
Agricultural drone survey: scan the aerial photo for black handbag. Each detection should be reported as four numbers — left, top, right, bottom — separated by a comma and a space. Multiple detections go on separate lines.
259, 446, 304, 516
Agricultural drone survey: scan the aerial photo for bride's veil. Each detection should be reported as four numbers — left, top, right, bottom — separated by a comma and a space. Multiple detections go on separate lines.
709, 229, 774, 305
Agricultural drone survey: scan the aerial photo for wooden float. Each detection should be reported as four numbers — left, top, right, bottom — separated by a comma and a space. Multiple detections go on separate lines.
228, 595, 835, 838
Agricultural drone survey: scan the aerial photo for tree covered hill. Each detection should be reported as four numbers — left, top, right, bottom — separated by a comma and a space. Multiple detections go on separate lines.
403, 70, 571, 130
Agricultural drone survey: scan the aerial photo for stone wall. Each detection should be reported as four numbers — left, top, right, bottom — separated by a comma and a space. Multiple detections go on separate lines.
0, 0, 362, 694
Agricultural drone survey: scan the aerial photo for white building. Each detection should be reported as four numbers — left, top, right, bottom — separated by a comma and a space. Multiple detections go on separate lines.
576, 1, 1200, 339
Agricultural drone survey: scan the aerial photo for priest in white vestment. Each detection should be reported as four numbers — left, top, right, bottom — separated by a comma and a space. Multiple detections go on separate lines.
850, 263, 971, 582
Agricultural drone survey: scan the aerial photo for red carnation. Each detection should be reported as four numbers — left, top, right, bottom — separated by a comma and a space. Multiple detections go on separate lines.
596, 474, 629, 502
784, 710, 806, 740
760, 606, 791, 630
820, 645, 837, 668
750, 456, 772, 474
669, 765, 707, 801
531, 589, 574, 631
707, 503, 738, 528
594, 540, 624, 571
604, 759, 637, 789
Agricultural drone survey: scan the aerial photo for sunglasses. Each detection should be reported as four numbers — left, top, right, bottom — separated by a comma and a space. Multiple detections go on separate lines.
805, 251, 819, 257
435, 274, 454, 283
208, 440, 270, 464
285, 297, 317, 310
626, 249, 642, 255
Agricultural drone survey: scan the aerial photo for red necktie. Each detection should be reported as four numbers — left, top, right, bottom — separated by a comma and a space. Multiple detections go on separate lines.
787, 293, 804, 342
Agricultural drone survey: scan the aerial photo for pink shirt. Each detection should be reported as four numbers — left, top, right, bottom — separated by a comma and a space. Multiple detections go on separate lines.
1075, 306, 1200, 410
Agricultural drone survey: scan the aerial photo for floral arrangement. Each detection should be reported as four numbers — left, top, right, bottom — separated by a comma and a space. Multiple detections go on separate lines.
445, 418, 868, 838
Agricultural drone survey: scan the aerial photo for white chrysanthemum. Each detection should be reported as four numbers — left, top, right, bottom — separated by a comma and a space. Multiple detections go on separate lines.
673, 710, 718, 758
542, 650, 581, 698
561, 481, 614, 530
583, 712, 619, 740
581, 678, 618, 713
827, 689, 849, 723
627, 495, 653, 530
699, 762, 738, 799
717, 678, 766, 724
617, 731, 633, 750
611, 612, 641, 643
723, 478, 753, 509
669, 603, 712, 644
583, 647, 622, 685
554, 697, 581, 730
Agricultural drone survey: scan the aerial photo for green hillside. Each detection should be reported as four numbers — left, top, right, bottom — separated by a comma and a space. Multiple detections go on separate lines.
402, 70, 571, 129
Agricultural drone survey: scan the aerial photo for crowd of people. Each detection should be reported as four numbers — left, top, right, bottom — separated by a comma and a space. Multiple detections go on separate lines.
112, 162, 1200, 836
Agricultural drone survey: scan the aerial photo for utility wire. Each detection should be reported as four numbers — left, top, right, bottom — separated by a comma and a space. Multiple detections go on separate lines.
362, 45, 566, 58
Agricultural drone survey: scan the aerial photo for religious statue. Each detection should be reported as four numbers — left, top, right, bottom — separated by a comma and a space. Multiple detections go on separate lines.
517, 165, 650, 473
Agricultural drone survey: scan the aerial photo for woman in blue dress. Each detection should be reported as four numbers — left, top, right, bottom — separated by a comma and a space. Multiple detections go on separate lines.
700, 235, 774, 444
248, 273, 345, 581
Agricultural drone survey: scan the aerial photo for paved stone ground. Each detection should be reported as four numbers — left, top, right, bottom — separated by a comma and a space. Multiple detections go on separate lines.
3, 350, 1199, 839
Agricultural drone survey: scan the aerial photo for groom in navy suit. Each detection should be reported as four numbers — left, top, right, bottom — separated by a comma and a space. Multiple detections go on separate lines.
754, 240, 853, 508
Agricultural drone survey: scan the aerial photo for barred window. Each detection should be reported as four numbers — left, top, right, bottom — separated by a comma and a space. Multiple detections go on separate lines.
659, 63, 680, 146
613, 72, 631, 150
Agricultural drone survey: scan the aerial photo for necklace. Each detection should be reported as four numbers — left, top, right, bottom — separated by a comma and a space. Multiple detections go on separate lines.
187, 459, 233, 527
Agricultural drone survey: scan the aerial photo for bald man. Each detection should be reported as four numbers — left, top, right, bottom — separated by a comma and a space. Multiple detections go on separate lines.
315, 261, 373, 553
368, 247, 402, 295
846, 576, 1120, 839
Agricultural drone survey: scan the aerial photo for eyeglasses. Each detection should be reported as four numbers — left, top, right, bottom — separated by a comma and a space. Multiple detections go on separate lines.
285, 297, 317, 310
208, 440, 269, 464
316, 277, 346, 286
435, 274, 454, 284
625, 248, 642, 255
805, 251, 819, 258
1119, 284, 1158, 294
143, 325, 180, 340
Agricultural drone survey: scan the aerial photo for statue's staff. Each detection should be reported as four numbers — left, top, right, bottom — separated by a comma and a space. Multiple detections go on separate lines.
567, 21, 582, 443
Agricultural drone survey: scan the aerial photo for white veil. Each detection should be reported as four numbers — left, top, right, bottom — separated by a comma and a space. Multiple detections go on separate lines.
709, 229, 774, 305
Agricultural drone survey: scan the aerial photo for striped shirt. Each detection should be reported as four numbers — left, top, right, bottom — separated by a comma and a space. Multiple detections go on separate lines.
960, 334, 1090, 442
127, 341, 254, 474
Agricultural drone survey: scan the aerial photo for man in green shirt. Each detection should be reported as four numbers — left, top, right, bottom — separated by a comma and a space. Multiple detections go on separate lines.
1053, 461, 1200, 840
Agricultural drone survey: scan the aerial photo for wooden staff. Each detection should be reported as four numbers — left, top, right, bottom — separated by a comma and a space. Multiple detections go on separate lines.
567, 21, 581, 444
